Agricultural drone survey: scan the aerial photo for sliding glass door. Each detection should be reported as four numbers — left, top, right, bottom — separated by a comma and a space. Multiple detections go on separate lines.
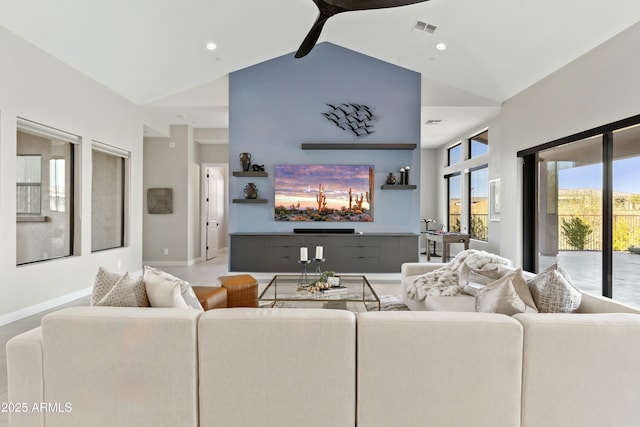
537, 136, 602, 296
521, 115, 640, 308
612, 124, 640, 306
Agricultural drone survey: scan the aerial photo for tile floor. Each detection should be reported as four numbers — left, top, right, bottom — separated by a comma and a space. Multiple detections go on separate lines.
0, 248, 415, 426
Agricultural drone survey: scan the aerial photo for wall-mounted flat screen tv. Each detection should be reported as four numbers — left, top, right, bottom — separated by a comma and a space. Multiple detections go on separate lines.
274, 164, 374, 222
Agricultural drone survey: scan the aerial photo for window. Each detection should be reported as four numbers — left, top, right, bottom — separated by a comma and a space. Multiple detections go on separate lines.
16, 118, 79, 265
446, 173, 461, 232
469, 130, 489, 158
49, 158, 66, 212
92, 142, 128, 252
469, 165, 489, 241
447, 143, 462, 166
16, 155, 42, 214
520, 114, 640, 308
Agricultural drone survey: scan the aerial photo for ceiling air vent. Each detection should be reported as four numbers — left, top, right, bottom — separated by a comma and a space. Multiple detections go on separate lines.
414, 21, 437, 34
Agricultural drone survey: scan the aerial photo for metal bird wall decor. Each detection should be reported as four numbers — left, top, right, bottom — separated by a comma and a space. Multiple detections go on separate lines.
322, 103, 377, 137
295, 0, 430, 58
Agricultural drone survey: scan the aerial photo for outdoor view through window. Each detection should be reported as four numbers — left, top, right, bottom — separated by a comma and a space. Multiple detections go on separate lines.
538, 123, 640, 307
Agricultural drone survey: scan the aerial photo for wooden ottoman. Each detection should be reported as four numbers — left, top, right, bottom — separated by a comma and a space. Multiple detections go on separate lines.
217, 274, 258, 308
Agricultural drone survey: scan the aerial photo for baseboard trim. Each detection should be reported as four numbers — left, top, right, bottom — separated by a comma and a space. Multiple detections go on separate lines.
0, 287, 92, 327
143, 260, 190, 267
189, 257, 204, 266
144, 256, 212, 268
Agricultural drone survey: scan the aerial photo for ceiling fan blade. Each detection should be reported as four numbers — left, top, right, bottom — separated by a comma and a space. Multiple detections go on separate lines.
295, 13, 332, 58
328, 0, 429, 12
294, 0, 428, 58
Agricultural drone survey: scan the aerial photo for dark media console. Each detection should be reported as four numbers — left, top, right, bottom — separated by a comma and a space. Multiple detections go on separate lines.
229, 232, 419, 273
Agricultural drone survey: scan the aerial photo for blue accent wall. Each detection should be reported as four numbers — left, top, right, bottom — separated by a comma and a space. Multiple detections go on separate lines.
229, 42, 421, 233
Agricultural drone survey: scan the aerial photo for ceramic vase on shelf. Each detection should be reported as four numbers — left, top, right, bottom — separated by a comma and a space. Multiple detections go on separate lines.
244, 183, 258, 199
386, 173, 397, 185
239, 152, 251, 172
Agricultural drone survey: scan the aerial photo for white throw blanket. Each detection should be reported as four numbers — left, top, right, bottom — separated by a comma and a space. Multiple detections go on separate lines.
406, 250, 511, 300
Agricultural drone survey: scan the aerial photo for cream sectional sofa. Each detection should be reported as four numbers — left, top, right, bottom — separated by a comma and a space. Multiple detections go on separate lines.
7, 298, 640, 426
401, 261, 640, 314
400, 261, 640, 427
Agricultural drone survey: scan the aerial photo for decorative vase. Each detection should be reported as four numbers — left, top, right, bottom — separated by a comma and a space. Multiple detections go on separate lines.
239, 152, 251, 172
244, 182, 258, 199
386, 173, 397, 185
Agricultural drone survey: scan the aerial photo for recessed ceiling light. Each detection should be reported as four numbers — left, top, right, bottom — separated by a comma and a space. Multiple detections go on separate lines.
206, 42, 217, 51
436, 42, 447, 51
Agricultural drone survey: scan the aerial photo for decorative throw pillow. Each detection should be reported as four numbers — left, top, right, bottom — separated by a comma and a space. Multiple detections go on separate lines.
460, 263, 511, 296
91, 268, 150, 307
91, 267, 122, 306
543, 263, 574, 282
475, 275, 527, 315
508, 268, 538, 313
462, 271, 496, 296
143, 266, 203, 310
528, 268, 582, 313
95, 272, 141, 307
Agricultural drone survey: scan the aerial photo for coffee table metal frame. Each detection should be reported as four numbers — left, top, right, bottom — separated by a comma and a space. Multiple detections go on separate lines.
259, 274, 381, 311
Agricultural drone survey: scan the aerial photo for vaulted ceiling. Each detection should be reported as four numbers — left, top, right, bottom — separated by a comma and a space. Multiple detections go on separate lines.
1, 0, 639, 147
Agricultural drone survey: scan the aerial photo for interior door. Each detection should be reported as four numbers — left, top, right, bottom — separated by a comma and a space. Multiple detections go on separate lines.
206, 168, 222, 260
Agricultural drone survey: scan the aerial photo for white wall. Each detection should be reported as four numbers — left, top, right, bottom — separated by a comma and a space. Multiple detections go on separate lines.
143, 125, 200, 265
199, 143, 228, 164
419, 147, 440, 251
0, 27, 144, 321
435, 21, 640, 266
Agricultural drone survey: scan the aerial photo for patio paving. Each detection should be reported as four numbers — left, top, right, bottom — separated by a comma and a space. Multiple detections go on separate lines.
540, 251, 640, 308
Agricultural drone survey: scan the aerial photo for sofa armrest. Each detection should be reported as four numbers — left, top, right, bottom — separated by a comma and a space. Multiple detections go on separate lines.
6, 327, 45, 427
401, 262, 445, 278
578, 292, 640, 314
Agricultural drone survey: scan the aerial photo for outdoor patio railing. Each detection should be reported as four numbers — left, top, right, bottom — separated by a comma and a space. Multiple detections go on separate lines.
448, 213, 639, 251
558, 214, 640, 251
448, 214, 488, 241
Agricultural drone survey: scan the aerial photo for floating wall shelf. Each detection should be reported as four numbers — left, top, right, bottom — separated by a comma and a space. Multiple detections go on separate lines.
381, 185, 417, 190
232, 199, 268, 204
232, 171, 268, 177
301, 143, 417, 150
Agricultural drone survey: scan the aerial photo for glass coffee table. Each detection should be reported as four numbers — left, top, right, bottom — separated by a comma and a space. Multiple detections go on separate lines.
259, 275, 381, 311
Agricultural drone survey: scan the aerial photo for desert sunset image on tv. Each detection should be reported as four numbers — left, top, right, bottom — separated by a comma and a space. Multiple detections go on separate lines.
274, 164, 374, 222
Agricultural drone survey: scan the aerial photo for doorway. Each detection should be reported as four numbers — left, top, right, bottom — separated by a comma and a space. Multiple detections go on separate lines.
201, 164, 228, 260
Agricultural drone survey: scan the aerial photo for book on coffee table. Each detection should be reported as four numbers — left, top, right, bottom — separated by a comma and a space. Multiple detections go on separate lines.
321, 286, 348, 295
